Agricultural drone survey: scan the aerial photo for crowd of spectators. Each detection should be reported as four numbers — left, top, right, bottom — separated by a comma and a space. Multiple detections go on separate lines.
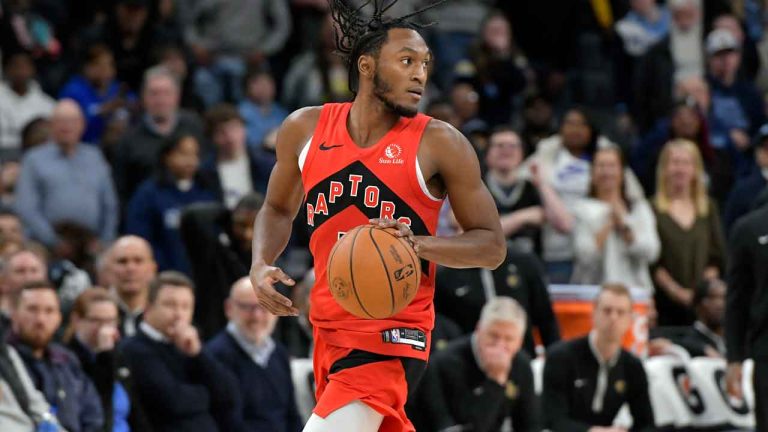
0, 0, 767, 431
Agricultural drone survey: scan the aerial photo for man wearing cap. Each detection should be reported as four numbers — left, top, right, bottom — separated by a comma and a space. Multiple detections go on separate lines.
706, 28, 765, 176
724, 123, 768, 231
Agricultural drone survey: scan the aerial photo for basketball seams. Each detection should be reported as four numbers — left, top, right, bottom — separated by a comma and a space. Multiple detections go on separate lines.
378, 227, 421, 289
348, 226, 375, 319
369, 227, 397, 316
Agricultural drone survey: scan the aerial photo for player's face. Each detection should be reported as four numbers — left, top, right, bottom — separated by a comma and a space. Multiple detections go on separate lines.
372, 28, 431, 118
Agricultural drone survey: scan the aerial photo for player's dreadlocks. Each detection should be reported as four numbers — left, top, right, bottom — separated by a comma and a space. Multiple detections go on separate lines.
328, 0, 446, 94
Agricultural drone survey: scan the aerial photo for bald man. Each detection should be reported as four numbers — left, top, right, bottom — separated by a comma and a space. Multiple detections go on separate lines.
15, 99, 118, 249
107, 235, 158, 337
206, 277, 302, 432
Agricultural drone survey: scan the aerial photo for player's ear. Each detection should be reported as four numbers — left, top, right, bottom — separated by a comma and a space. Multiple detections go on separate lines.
358, 54, 375, 80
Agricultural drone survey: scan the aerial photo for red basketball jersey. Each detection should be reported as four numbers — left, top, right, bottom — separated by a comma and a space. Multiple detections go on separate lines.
300, 102, 443, 361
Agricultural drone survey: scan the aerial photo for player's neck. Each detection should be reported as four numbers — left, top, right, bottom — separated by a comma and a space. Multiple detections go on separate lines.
347, 96, 401, 149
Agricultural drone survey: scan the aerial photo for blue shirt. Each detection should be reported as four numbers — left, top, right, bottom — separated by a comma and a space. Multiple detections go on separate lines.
14, 142, 118, 246
239, 100, 288, 148
59, 75, 136, 144
112, 382, 131, 432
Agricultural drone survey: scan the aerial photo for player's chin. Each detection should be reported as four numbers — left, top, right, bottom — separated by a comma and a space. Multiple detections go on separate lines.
394, 102, 419, 118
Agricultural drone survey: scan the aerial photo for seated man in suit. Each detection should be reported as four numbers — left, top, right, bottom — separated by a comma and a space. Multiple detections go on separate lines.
121, 271, 236, 431
678, 278, 726, 358
206, 277, 302, 432
417, 297, 539, 432
543, 283, 655, 432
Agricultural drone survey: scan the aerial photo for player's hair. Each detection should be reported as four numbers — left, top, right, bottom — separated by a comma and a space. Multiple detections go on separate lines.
478, 296, 527, 333
328, 0, 446, 94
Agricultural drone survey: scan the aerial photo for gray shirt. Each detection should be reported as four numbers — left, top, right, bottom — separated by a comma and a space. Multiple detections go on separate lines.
15, 142, 118, 246
0, 346, 60, 432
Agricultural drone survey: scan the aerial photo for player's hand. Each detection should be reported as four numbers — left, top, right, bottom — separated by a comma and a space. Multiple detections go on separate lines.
250, 262, 298, 316
726, 362, 744, 400
369, 218, 420, 252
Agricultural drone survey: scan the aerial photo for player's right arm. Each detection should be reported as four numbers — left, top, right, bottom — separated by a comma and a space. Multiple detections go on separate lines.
250, 107, 321, 316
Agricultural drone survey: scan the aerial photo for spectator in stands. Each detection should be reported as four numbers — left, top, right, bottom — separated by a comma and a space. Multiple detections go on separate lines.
633, 96, 716, 197
713, 13, 761, 82
0, 160, 21, 206
572, 147, 660, 290
282, 13, 352, 109
652, 139, 725, 326
435, 246, 560, 357
0, 333, 62, 431
200, 104, 272, 208
706, 28, 765, 177
186, 0, 292, 107
14, 99, 118, 250
239, 68, 289, 150
206, 277, 302, 432
0, 53, 55, 154
180, 194, 262, 339
543, 284, 654, 431
114, 66, 205, 204
418, 297, 539, 432
677, 277, 726, 358
59, 44, 135, 145
726, 193, 768, 430
154, 44, 206, 113
10, 281, 104, 432
65, 288, 151, 431
0, 0, 63, 93
19, 117, 51, 154
0, 250, 47, 327
518, 93, 555, 153
525, 108, 642, 282
725, 123, 768, 232
121, 271, 237, 431
108, 236, 157, 337
83, 0, 176, 91
484, 127, 571, 255
126, 133, 217, 273
0, 209, 25, 250
633, 0, 704, 132
450, 80, 488, 138
469, 10, 528, 127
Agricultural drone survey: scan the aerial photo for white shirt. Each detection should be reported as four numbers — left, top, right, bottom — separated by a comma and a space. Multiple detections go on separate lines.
571, 198, 660, 290
217, 154, 253, 209
226, 321, 275, 368
0, 81, 55, 149
139, 321, 170, 343
670, 23, 704, 82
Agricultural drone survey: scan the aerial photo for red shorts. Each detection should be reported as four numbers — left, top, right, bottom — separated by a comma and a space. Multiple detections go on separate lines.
312, 334, 427, 432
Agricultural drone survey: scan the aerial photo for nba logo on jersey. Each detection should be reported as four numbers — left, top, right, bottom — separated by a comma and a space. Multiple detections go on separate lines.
390, 329, 400, 342
380, 144, 404, 165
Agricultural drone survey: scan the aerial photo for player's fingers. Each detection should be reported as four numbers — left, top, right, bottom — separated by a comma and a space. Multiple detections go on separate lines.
258, 293, 296, 316
267, 267, 296, 286
370, 217, 397, 228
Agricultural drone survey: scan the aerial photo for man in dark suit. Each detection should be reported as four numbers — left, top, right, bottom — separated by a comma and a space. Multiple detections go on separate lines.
180, 193, 263, 338
121, 271, 236, 431
543, 284, 654, 432
206, 277, 302, 432
416, 297, 539, 432
677, 278, 726, 358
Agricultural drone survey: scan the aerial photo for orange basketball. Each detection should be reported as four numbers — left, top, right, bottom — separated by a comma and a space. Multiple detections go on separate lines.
327, 225, 421, 319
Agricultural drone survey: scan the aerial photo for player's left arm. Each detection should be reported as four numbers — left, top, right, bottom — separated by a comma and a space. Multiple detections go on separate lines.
376, 121, 505, 269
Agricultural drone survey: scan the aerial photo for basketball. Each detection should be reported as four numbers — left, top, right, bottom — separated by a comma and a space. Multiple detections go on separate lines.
327, 225, 421, 319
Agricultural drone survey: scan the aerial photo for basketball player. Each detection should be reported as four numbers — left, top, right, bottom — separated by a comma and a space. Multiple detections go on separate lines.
249, 2, 506, 431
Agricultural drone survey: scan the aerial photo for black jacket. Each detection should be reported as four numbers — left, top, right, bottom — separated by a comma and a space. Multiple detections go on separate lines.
121, 330, 238, 431
726, 204, 768, 362
179, 203, 250, 339
67, 338, 152, 432
435, 250, 560, 356
416, 336, 539, 432
542, 336, 654, 432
